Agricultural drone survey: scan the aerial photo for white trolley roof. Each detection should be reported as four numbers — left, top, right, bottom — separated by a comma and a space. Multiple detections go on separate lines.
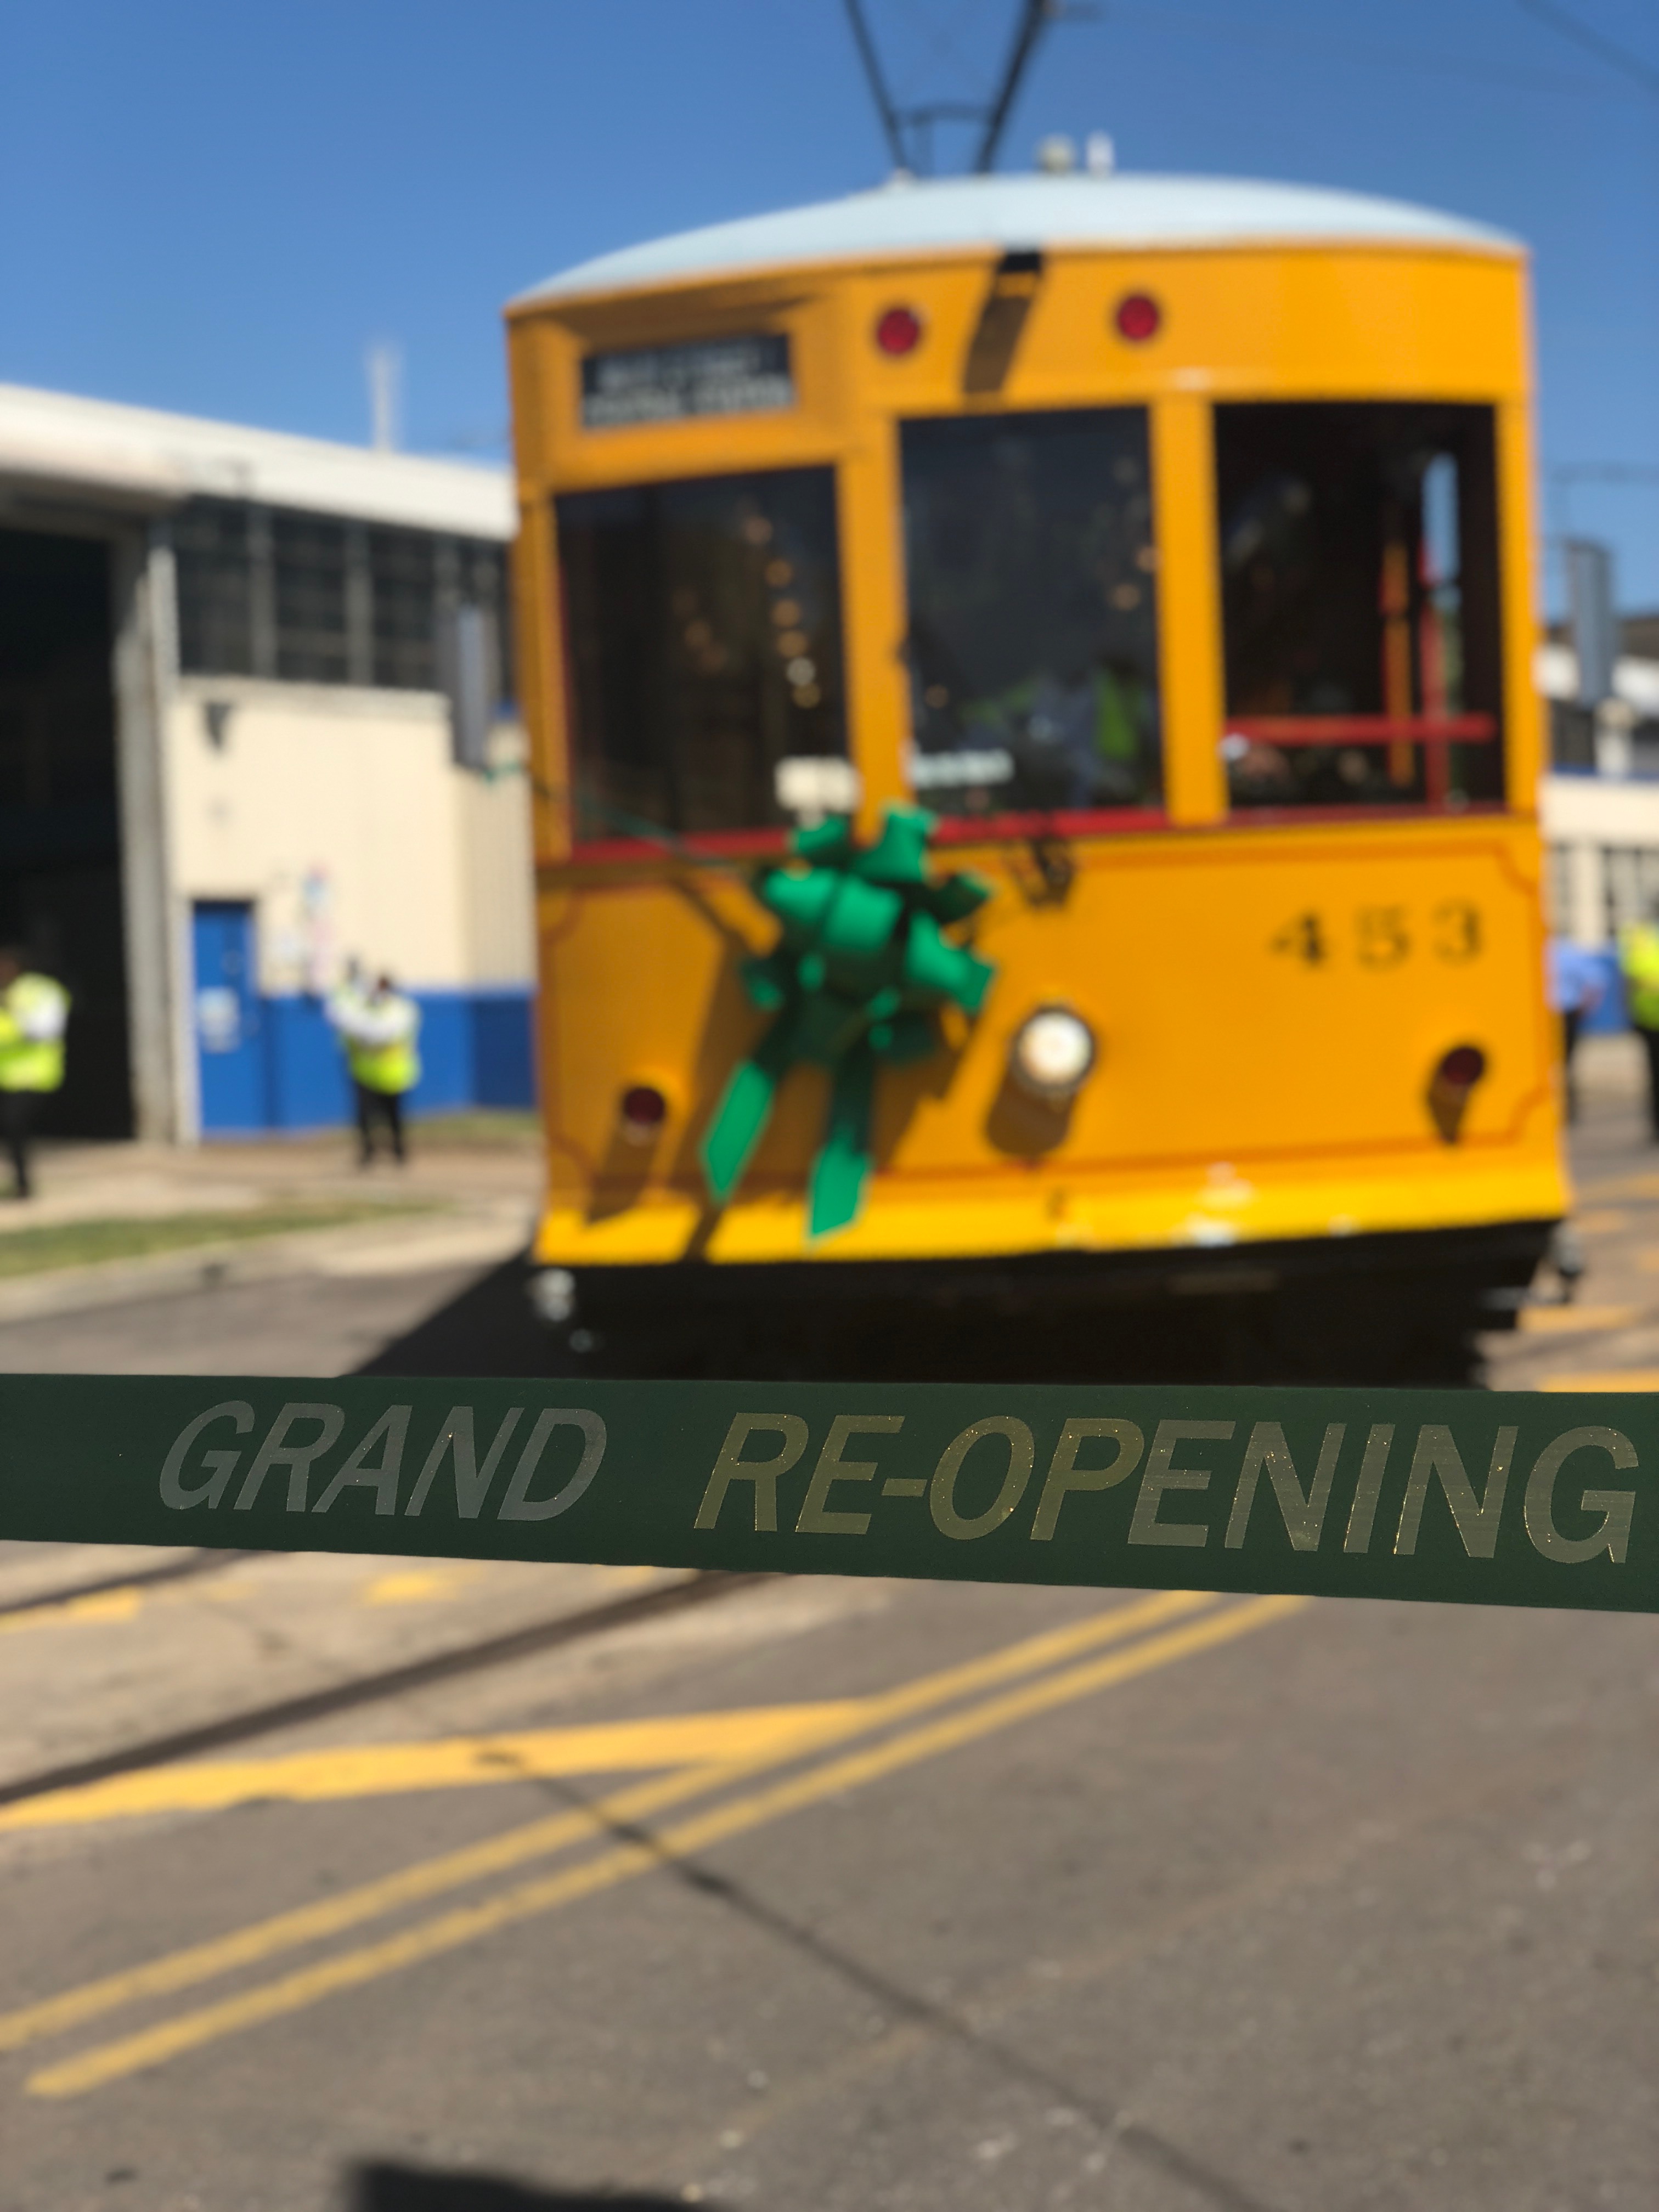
517, 172, 1519, 307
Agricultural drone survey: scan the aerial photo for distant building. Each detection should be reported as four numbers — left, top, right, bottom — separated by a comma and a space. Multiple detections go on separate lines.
1539, 616, 1659, 1025
0, 382, 532, 1139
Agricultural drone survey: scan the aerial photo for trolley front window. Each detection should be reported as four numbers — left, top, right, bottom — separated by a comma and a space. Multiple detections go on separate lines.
556, 467, 847, 845
901, 409, 1162, 820
1215, 403, 1503, 811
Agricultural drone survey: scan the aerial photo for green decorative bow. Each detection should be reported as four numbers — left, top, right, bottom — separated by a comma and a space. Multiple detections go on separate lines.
701, 806, 996, 1242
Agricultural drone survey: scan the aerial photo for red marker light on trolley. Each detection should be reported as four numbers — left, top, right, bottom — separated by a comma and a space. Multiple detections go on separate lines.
874, 305, 924, 357
1113, 292, 1162, 342
619, 1084, 669, 1143
1426, 1044, 1487, 1144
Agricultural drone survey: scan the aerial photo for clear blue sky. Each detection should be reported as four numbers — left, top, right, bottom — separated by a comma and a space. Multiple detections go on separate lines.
4, 0, 1658, 606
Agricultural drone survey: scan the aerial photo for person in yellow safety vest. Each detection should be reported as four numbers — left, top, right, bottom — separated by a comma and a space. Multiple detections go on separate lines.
324, 955, 367, 1040
0, 947, 71, 1199
335, 971, 421, 1166
1618, 902, 1659, 1138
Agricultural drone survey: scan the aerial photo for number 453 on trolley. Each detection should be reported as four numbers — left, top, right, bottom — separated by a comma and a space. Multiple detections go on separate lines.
503, 160, 1562, 1383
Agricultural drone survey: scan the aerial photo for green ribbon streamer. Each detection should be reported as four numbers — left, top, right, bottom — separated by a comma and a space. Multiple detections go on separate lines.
701, 807, 996, 1240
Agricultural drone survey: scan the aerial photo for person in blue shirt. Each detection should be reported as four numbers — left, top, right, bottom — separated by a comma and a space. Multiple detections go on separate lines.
1548, 937, 1607, 1125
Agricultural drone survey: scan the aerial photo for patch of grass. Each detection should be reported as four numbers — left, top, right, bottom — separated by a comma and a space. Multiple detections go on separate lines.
198, 1110, 543, 1154
407, 1111, 543, 1148
0, 1201, 436, 1280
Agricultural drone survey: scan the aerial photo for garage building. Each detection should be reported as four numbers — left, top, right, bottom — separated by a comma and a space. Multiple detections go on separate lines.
0, 382, 532, 1140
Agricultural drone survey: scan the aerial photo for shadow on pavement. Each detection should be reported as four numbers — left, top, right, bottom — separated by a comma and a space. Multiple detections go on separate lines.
352, 1237, 1518, 1387
348, 2165, 696, 2210
354, 1254, 568, 1380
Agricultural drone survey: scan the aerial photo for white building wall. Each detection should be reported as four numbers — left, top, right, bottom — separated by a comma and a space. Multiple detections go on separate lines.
1541, 771, 1659, 946
455, 724, 537, 986
168, 676, 534, 995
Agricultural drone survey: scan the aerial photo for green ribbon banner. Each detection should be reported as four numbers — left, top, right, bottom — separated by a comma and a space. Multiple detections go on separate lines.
2, 1376, 1656, 1616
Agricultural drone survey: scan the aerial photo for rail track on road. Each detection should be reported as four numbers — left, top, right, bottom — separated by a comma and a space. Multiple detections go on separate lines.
0, 1568, 771, 1815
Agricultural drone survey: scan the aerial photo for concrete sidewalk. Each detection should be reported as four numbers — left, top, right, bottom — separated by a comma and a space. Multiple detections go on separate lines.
0, 1120, 544, 1320
2, 1118, 541, 1231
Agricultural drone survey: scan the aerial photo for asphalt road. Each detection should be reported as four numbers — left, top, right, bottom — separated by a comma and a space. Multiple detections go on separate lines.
0, 1255, 560, 1381
7, 1084, 1658, 1393
2, 1085, 1658, 2209
2, 1564, 1654, 2212
1481, 1070, 1659, 1392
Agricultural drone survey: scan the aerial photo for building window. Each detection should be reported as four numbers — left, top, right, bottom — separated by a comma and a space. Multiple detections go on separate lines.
174, 501, 255, 676
1546, 843, 1575, 935
172, 498, 511, 704
1549, 699, 1596, 771
368, 527, 437, 691
1602, 846, 1659, 939
273, 515, 349, 684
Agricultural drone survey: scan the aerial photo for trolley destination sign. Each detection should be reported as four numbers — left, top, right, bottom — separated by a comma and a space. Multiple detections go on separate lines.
579, 333, 795, 428
0, 1376, 1654, 1617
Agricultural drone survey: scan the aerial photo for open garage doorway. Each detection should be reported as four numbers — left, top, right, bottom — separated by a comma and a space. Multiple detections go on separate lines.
0, 527, 133, 1138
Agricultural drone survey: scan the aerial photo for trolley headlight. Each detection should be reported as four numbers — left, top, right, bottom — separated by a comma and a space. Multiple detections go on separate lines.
1009, 1006, 1097, 1102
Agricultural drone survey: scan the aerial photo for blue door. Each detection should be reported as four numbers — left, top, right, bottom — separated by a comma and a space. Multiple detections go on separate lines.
193, 902, 268, 1131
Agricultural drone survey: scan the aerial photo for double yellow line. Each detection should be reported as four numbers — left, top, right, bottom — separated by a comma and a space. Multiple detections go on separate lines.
1, 1587, 1304, 2100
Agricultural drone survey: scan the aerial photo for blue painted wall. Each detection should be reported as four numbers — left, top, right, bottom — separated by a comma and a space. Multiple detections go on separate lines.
1578, 949, 1626, 1036
200, 987, 535, 1133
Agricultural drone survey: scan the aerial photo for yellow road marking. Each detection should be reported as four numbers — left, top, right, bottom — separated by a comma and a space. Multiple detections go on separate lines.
1517, 1303, 1639, 1335
25, 1593, 1304, 2098
358, 1568, 473, 1607
596, 1564, 665, 1590
0, 1588, 1210, 2059
0, 1706, 873, 1831
0, 1559, 652, 1639
1577, 1172, 1659, 1201
0, 1767, 734, 2062
1539, 1369, 1659, 1391
1572, 1210, 1630, 1236
0, 1587, 145, 1638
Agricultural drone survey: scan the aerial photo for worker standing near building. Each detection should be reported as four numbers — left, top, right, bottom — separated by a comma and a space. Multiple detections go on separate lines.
1547, 935, 1606, 1124
0, 949, 70, 1199
1619, 900, 1659, 1139
325, 955, 367, 1039
334, 970, 421, 1166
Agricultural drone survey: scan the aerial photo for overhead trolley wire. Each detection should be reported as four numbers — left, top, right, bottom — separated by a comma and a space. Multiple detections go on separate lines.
1515, 0, 1659, 99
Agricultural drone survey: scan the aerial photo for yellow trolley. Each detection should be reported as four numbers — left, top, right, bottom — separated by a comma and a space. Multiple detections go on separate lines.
505, 169, 1564, 1379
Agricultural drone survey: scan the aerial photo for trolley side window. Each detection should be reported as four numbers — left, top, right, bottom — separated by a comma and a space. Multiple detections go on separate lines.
556, 467, 847, 844
900, 409, 1161, 820
1215, 403, 1503, 811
